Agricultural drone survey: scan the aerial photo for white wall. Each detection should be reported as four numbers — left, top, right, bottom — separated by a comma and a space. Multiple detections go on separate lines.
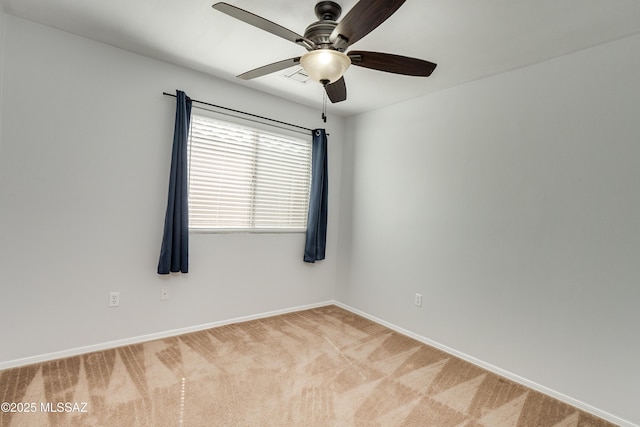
0, 4, 5, 153
338, 35, 640, 425
0, 16, 344, 365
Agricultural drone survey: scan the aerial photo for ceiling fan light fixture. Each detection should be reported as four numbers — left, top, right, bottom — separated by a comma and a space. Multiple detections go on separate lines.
300, 49, 351, 84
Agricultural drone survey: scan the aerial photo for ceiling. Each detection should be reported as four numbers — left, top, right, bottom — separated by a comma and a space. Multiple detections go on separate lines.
4, 0, 640, 116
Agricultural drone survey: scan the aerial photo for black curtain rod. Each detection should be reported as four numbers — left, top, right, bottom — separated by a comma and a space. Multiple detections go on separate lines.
163, 92, 314, 134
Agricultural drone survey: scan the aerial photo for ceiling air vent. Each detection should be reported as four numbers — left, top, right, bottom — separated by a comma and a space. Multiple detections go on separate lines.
283, 67, 311, 83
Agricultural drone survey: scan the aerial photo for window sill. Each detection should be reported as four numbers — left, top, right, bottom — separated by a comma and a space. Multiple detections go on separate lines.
189, 228, 306, 234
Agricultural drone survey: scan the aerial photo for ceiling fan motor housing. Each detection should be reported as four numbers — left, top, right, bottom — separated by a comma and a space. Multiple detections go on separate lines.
305, 1, 342, 48
304, 21, 338, 47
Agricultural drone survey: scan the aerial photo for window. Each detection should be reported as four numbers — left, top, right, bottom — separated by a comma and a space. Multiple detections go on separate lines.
187, 114, 312, 232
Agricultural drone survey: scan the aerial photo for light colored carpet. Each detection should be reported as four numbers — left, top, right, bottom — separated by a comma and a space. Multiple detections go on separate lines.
1, 305, 616, 426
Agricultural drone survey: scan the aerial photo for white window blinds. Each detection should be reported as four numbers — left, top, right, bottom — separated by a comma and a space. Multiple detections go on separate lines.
187, 114, 312, 232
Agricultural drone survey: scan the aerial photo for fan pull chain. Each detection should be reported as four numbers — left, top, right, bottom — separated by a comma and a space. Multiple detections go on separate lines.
322, 90, 327, 123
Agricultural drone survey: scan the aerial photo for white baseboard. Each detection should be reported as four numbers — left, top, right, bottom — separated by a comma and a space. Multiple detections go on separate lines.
333, 302, 637, 427
0, 300, 334, 371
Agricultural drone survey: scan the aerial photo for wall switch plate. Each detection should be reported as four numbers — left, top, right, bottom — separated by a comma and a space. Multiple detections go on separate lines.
109, 292, 120, 307
160, 286, 169, 301
414, 293, 423, 307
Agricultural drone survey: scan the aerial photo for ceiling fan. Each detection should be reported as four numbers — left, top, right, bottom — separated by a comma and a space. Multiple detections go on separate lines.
212, 0, 437, 103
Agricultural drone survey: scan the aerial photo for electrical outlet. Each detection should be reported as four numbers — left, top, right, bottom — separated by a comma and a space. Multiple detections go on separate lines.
414, 293, 423, 307
109, 292, 120, 307
160, 286, 169, 301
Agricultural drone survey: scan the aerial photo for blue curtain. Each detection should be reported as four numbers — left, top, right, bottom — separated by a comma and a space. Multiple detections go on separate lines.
158, 90, 192, 274
304, 129, 328, 263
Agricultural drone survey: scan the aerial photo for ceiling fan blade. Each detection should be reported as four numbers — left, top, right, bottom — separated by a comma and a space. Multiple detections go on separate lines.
348, 51, 437, 76
330, 0, 406, 48
237, 57, 301, 80
325, 77, 347, 103
212, 2, 308, 47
